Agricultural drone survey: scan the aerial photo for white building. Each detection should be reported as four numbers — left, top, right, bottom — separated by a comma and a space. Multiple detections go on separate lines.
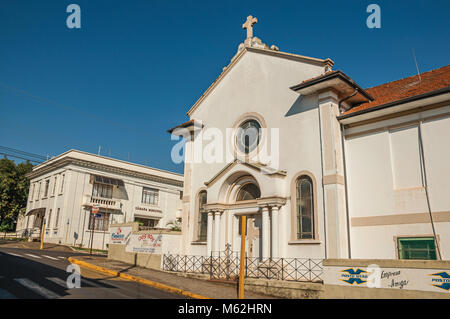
170, 16, 450, 261
16, 150, 183, 250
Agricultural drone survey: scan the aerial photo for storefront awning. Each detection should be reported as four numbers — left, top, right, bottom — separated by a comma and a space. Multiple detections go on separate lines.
90, 174, 124, 187
134, 214, 162, 220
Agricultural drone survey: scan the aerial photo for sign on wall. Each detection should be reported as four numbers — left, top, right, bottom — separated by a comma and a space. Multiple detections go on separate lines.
324, 265, 450, 293
125, 233, 163, 254
109, 226, 132, 244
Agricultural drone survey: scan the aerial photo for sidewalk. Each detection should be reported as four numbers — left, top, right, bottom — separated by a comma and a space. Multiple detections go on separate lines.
71, 255, 276, 299
0, 239, 106, 255
0, 239, 74, 252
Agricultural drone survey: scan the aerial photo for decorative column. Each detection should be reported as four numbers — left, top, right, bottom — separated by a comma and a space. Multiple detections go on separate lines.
318, 90, 349, 258
232, 213, 239, 251
261, 206, 270, 259
206, 211, 213, 256
214, 211, 221, 254
271, 206, 279, 259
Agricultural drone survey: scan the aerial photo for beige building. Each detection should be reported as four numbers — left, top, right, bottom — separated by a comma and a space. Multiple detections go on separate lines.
16, 150, 183, 250
169, 16, 450, 261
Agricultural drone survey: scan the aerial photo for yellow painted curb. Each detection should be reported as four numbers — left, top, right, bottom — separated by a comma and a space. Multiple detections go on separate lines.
67, 257, 210, 299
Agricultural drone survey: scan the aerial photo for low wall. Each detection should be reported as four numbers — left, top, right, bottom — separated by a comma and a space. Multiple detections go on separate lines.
323, 259, 450, 299
244, 278, 323, 299
108, 223, 182, 270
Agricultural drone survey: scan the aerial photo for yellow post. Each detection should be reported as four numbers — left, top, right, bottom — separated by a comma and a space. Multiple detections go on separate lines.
238, 215, 246, 299
40, 220, 46, 250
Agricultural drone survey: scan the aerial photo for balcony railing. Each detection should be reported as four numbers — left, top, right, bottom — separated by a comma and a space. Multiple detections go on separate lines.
82, 194, 121, 211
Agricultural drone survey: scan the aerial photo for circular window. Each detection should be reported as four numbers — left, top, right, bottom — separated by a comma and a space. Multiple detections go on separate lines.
236, 120, 261, 154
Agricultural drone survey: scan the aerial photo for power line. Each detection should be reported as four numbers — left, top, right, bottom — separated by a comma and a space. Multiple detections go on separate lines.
0, 152, 43, 164
0, 145, 47, 161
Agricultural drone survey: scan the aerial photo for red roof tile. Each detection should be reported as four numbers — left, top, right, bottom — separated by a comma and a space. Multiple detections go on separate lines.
344, 65, 450, 115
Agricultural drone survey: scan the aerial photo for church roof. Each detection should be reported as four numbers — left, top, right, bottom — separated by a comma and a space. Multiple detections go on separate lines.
343, 64, 450, 115
185, 46, 333, 117
291, 64, 450, 118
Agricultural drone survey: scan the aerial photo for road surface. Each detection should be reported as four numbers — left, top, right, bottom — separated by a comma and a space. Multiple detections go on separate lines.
0, 243, 183, 299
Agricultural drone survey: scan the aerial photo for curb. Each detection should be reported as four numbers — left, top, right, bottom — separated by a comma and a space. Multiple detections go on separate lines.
67, 257, 210, 299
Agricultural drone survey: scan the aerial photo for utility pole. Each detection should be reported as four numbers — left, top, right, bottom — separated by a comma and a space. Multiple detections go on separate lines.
40, 218, 46, 250
90, 205, 99, 255
238, 216, 246, 299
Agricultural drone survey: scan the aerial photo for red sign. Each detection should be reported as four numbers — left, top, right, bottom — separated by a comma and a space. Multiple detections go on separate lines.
92, 205, 100, 214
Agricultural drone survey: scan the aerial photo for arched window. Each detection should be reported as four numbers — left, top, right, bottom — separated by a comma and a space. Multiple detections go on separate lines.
197, 191, 207, 241
296, 176, 314, 239
236, 183, 260, 201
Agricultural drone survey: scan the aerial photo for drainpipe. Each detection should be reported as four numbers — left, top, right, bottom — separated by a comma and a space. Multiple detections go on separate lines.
340, 124, 352, 259
418, 121, 442, 260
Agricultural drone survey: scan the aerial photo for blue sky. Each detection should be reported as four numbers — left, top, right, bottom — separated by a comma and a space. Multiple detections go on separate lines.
0, 0, 449, 174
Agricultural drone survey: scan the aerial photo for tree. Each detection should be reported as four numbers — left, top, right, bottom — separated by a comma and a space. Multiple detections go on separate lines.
0, 158, 33, 232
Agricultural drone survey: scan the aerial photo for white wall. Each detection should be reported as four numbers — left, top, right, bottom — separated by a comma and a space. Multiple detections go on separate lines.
183, 50, 327, 258
18, 154, 183, 251
345, 108, 450, 260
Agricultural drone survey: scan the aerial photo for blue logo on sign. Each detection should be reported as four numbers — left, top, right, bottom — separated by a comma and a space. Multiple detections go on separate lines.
340, 268, 368, 285
430, 272, 450, 291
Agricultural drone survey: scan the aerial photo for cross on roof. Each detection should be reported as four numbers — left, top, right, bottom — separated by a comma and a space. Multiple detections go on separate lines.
242, 15, 258, 40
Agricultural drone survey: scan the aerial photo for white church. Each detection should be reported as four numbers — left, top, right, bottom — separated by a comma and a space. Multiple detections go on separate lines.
169, 16, 450, 261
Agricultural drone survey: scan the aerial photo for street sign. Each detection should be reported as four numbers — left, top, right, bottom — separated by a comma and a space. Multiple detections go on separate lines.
92, 205, 100, 214
94, 213, 102, 218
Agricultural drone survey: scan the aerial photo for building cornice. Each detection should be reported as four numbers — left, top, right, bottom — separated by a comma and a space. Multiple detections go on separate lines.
26, 156, 183, 188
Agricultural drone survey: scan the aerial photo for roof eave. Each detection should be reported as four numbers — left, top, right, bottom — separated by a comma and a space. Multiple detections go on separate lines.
290, 71, 374, 102
338, 86, 450, 124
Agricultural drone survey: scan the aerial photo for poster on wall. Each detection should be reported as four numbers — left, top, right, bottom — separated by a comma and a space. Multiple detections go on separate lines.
324, 265, 450, 294
125, 233, 163, 254
109, 226, 132, 244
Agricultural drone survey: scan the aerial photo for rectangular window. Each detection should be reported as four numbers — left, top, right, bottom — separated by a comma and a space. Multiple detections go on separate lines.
390, 126, 424, 189
398, 237, 437, 260
30, 184, 35, 201
141, 187, 159, 205
92, 183, 113, 199
37, 182, 41, 200
88, 212, 110, 231
134, 217, 158, 228
54, 208, 60, 229
47, 209, 52, 229
52, 176, 57, 196
60, 174, 65, 194
44, 180, 50, 198
198, 212, 208, 241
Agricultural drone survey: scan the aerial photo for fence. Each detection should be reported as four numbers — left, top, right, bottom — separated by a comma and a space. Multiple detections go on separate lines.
2, 228, 40, 239
162, 246, 323, 283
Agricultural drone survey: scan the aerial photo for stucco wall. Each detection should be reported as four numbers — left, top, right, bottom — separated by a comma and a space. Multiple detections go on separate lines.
345, 107, 450, 259
183, 50, 327, 258
18, 152, 183, 251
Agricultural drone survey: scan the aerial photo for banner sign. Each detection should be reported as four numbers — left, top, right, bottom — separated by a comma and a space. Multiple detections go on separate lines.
324, 265, 450, 293
125, 233, 163, 254
109, 226, 132, 244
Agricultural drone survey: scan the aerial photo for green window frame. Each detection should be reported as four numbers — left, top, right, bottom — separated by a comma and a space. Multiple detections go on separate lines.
397, 237, 437, 260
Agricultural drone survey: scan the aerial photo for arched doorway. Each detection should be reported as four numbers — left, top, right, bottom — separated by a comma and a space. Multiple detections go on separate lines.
235, 182, 261, 259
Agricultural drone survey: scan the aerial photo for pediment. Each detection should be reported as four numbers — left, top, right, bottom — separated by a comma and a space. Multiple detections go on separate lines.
204, 159, 286, 188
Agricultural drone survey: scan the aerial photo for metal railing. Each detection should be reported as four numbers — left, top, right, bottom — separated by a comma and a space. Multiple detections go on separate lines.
162, 246, 323, 283
2, 228, 41, 240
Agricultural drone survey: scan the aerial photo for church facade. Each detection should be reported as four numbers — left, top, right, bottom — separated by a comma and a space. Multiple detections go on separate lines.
169, 16, 450, 261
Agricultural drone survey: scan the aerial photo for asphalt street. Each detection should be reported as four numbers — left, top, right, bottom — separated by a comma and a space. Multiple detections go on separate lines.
0, 242, 183, 299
